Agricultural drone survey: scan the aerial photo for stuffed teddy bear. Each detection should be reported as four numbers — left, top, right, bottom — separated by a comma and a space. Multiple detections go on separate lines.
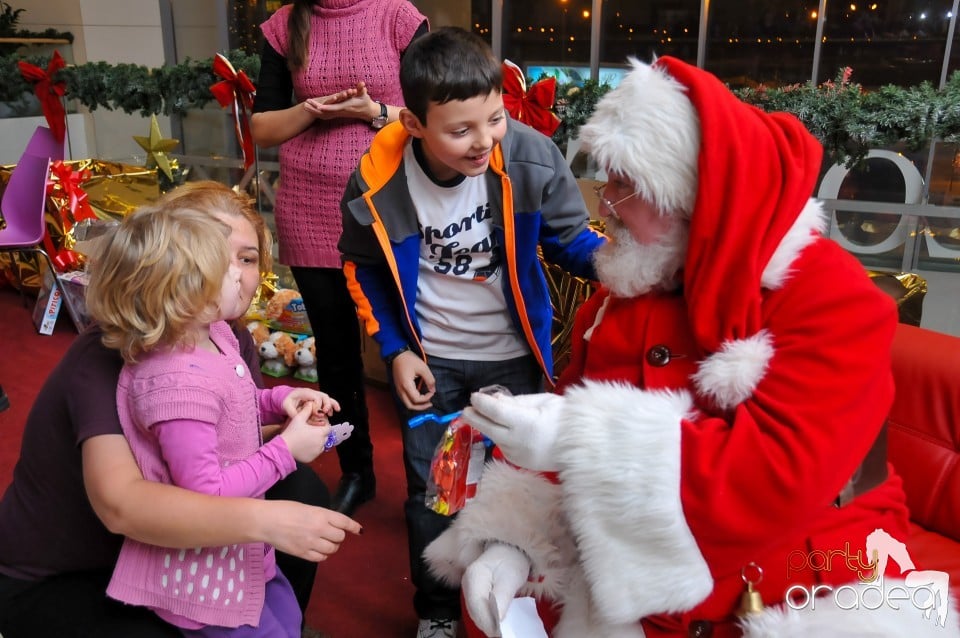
293, 336, 318, 384
259, 330, 297, 377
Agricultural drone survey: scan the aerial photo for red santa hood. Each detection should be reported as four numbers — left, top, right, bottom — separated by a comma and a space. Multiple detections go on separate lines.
580, 57, 826, 409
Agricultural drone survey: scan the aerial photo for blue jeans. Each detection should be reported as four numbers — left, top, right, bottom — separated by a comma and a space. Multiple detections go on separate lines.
392, 354, 544, 620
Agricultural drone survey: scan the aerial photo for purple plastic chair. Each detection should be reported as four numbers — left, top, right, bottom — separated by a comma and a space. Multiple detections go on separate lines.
0, 126, 79, 330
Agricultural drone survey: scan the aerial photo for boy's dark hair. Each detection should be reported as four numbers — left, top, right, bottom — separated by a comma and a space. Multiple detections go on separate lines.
400, 26, 503, 123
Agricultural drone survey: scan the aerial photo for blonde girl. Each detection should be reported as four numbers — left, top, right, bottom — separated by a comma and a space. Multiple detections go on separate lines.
87, 184, 348, 637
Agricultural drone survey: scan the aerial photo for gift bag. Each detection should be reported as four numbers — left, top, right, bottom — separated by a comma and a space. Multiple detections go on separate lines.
416, 412, 489, 516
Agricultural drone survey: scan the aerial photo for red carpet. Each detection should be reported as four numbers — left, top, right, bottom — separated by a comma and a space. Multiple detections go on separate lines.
0, 286, 420, 638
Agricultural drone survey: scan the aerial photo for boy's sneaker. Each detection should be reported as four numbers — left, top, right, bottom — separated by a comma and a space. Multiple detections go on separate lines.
416, 618, 459, 638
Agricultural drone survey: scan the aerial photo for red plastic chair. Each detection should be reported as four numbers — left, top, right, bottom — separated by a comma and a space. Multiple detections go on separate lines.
0, 126, 79, 329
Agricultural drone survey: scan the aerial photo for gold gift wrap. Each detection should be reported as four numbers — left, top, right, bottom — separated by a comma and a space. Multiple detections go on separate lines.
0, 159, 161, 294
868, 270, 927, 327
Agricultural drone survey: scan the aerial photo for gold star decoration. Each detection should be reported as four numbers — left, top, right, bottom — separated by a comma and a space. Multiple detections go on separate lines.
134, 115, 179, 181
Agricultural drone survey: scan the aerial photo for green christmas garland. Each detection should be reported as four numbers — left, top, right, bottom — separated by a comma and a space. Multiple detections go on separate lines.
736, 67, 960, 166
0, 50, 260, 117
2, 50, 960, 167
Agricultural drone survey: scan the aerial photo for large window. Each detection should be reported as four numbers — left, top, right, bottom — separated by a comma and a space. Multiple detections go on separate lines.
817, 0, 952, 88
501, 0, 595, 75
599, 0, 701, 67
705, 0, 817, 88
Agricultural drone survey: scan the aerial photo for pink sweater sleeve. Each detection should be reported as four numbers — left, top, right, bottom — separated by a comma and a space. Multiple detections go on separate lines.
257, 385, 294, 424
155, 418, 296, 498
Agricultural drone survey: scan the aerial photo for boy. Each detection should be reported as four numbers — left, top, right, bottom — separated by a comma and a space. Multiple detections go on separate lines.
339, 26, 605, 638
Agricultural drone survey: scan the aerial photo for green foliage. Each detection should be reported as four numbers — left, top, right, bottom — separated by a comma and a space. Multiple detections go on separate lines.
736, 67, 960, 166
0, 50, 260, 117
0, 2, 73, 55
552, 79, 612, 148
3, 51, 960, 167
0, 1, 24, 36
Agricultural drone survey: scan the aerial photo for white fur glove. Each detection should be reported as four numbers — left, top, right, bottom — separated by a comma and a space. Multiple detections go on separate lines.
462, 391, 565, 472
462, 543, 532, 638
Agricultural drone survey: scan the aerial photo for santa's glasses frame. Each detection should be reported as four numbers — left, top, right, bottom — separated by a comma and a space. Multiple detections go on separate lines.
593, 183, 634, 219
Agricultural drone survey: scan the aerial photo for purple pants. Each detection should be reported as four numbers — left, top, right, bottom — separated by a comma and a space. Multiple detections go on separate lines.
180, 570, 302, 638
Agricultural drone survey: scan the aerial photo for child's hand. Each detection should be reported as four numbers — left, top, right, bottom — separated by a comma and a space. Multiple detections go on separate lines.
393, 351, 435, 411
279, 403, 333, 464
283, 388, 340, 422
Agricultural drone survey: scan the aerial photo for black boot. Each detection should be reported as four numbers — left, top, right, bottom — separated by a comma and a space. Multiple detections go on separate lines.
331, 472, 376, 516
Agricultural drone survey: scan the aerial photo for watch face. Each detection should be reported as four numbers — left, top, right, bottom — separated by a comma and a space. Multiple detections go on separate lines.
372, 102, 388, 129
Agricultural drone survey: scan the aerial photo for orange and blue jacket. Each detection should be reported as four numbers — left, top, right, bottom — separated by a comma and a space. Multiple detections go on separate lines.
338, 117, 606, 383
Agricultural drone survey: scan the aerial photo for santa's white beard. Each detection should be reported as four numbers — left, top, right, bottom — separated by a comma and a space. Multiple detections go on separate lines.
594, 218, 687, 298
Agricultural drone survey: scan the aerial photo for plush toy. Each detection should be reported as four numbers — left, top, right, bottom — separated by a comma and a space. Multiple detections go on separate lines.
265, 288, 301, 320
246, 320, 271, 348
262, 288, 312, 335
259, 330, 297, 377
293, 336, 318, 383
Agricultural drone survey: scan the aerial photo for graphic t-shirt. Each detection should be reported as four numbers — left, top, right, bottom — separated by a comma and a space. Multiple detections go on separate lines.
404, 141, 528, 361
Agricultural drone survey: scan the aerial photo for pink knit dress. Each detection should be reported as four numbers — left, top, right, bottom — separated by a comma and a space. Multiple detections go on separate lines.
261, 0, 426, 268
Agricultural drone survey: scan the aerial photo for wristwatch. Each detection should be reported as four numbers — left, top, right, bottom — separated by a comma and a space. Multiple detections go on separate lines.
371, 101, 388, 130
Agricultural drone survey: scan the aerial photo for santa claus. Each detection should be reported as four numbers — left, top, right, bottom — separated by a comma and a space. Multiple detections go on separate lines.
423, 57, 960, 637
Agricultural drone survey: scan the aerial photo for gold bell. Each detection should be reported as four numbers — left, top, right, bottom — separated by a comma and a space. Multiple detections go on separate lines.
737, 562, 765, 617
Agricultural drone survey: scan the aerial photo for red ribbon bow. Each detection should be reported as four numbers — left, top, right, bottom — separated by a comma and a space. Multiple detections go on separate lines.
501, 59, 561, 138
211, 53, 257, 170
47, 161, 96, 230
43, 161, 97, 272
18, 50, 68, 145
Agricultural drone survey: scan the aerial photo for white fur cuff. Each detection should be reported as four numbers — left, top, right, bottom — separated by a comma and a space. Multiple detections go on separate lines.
692, 330, 774, 410
423, 462, 572, 601
555, 381, 713, 624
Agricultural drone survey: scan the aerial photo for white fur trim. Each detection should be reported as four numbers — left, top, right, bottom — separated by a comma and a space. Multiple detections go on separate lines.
740, 579, 960, 637
423, 462, 573, 601
579, 57, 700, 217
555, 381, 712, 624
761, 199, 829, 289
692, 330, 774, 410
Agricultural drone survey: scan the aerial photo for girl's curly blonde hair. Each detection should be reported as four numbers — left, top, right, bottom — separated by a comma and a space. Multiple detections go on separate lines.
86, 196, 232, 363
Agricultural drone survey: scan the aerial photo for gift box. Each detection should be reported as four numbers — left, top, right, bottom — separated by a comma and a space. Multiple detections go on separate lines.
1, 159, 159, 295
58, 269, 93, 332
32, 267, 63, 335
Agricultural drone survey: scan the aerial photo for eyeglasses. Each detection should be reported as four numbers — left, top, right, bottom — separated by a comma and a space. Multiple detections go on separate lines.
593, 183, 636, 219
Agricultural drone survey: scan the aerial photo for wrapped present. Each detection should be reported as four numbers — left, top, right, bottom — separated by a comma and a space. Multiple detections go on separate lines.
57, 269, 94, 332
32, 267, 63, 335
868, 270, 927, 327
0, 159, 159, 294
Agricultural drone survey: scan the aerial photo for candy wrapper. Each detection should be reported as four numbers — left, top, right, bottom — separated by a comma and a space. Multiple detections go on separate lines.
417, 412, 490, 516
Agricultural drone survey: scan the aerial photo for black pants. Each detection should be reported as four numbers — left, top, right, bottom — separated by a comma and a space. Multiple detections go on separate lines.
0, 464, 328, 637
290, 267, 375, 486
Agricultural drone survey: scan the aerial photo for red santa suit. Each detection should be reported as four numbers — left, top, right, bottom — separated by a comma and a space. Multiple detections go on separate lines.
424, 57, 959, 638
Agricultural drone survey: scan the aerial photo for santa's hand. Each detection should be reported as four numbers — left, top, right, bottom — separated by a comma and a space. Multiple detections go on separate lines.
462, 391, 564, 471
462, 543, 531, 638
